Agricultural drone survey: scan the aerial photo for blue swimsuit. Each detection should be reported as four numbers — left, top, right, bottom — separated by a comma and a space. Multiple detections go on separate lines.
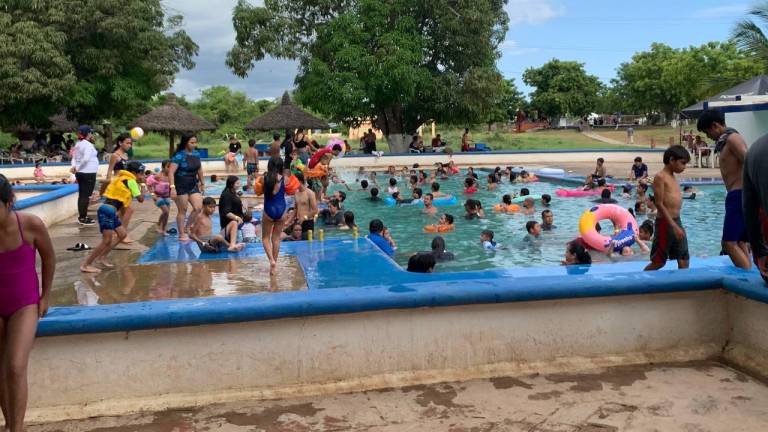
264, 178, 286, 220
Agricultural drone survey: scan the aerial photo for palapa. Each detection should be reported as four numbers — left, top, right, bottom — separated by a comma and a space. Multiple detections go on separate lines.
245, 92, 329, 133
130, 93, 216, 157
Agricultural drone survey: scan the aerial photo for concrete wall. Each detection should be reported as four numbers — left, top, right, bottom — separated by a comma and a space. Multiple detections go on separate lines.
725, 110, 768, 147
23, 191, 79, 226
28, 290, 726, 422
3, 150, 659, 180
724, 293, 768, 378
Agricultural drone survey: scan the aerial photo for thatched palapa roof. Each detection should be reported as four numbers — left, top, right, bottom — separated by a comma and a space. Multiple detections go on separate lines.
245, 92, 329, 131
5, 112, 78, 134
130, 93, 216, 133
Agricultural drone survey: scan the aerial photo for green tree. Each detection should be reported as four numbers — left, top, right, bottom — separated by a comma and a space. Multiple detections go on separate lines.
0, 1, 75, 128
189, 86, 276, 139
523, 59, 603, 120
731, 1, 768, 73
0, 0, 198, 131
612, 42, 761, 120
227, 0, 508, 152
484, 78, 526, 129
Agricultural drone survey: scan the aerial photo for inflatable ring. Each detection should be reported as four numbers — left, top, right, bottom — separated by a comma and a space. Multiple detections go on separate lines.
254, 176, 264, 195
510, 194, 541, 204
284, 175, 300, 195
536, 168, 565, 176
493, 204, 521, 213
556, 185, 615, 198
423, 224, 455, 233
578, 204, 638, 252
384, 195, 457, 208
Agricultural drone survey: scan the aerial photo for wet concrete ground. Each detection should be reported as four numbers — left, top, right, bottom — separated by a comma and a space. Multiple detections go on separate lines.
46, 197, 305, 307
28, 361, 768, 431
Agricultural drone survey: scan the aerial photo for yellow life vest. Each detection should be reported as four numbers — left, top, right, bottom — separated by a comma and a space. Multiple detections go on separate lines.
104, 170, 138, 208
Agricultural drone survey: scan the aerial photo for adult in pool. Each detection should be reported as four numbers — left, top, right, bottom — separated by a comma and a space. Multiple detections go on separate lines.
262, 156, 288, 275
0, 174, 56, 432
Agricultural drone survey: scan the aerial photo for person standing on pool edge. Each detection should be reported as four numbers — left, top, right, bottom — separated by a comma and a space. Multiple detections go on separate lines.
0, 174, 55, 432
70, 125, 99, 226
743, 133, 768, 284
697, 110, 751, 270
645, 145, 691, 271
262, 157, 288, 275
169, 134, 205, 242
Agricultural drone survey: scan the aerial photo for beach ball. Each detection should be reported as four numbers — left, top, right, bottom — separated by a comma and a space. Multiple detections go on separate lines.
130, 127, 144, 140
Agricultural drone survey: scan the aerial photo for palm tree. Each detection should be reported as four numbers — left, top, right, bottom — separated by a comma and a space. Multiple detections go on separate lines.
731, 2, 768, 72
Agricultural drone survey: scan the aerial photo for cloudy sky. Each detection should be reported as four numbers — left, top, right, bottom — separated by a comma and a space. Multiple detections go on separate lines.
165, 0, 749, 101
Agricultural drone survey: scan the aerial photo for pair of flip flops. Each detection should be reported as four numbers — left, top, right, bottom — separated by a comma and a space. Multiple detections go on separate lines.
67, 243, 92, 252
199, 242, 221, 253
167, 228, 178, 234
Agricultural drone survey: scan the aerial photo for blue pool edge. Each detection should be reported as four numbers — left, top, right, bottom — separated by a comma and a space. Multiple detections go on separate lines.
38, 259, 766, 337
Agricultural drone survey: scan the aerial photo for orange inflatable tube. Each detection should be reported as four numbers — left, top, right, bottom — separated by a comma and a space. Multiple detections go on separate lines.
423, 224, 455, 233
493, 204, 521, 213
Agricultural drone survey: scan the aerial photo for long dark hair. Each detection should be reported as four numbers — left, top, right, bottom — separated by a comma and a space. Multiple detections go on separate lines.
225, 175, 239, 193
174, 134, 196, 155
264, 156, 284, 200
0, 174, 14, 207
115, 133, 131, 151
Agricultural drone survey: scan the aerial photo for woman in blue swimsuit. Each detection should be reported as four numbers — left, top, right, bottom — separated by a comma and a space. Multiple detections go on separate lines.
262, 157, 287, 274
169, 135, 205, 241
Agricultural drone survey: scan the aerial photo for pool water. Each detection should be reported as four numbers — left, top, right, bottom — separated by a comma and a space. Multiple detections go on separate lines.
205, 172, 726, 272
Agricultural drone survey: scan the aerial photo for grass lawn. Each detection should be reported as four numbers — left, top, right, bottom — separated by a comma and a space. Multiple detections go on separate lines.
1, 127, 639, 161
436, 128, 638, 151
590, 126, 711, 148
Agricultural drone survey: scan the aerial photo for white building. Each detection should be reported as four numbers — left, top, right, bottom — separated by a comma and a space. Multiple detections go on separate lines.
683, 75, 768, 147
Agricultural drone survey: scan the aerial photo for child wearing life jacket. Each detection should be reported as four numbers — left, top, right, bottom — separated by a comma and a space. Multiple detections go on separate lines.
81, 161, 145, 273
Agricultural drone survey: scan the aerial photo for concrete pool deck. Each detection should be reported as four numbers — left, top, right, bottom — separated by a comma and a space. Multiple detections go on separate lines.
27, 361, 768, 431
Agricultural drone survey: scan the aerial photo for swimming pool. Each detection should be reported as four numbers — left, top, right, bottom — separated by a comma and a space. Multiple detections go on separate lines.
205, 171, 726, 272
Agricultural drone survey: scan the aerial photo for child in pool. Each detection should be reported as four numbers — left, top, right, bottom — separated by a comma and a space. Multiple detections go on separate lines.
150, 160, 172, 235
464, 177, 478, 193
408, 175, 418, 189
520, 188, 530, 197
407, 253, 436, 273
494, 194, 520, 213
191, 197, 245, 253
487, 173, 498, 191
481, 230, 499, 250
621, 184, 632, 199
606, 222, 652, 257
369, 187, 382, 202
424, 213, 455, 232
387, 177, 399, 194
562, 241, 592, 265
524, 221, 542, 242
521, 197, 536, 216
464, 199, 485, 219
541, 194, 552, 207
682, 186, 697, 200
241, 211, 260, 242
431, 182, 447, 198
357, 179, 370, 192
387, 165, 396, 176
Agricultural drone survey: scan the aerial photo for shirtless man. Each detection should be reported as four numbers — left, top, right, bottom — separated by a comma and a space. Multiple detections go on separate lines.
269, 133, 281, 158
744, 134, 768, 284
292, 172, 318, 239
245, 139, 260, 185
190, 197, 244, 253
422, 193, 438, 215
645, 146, 690, 271
697, 110, 751, 269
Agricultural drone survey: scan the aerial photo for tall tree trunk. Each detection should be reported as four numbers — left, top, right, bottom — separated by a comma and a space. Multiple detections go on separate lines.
377, 105, 410, 153
103, 122, 114, 153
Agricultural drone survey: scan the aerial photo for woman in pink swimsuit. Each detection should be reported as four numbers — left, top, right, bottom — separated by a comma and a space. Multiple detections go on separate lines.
0, 174, 55, 432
